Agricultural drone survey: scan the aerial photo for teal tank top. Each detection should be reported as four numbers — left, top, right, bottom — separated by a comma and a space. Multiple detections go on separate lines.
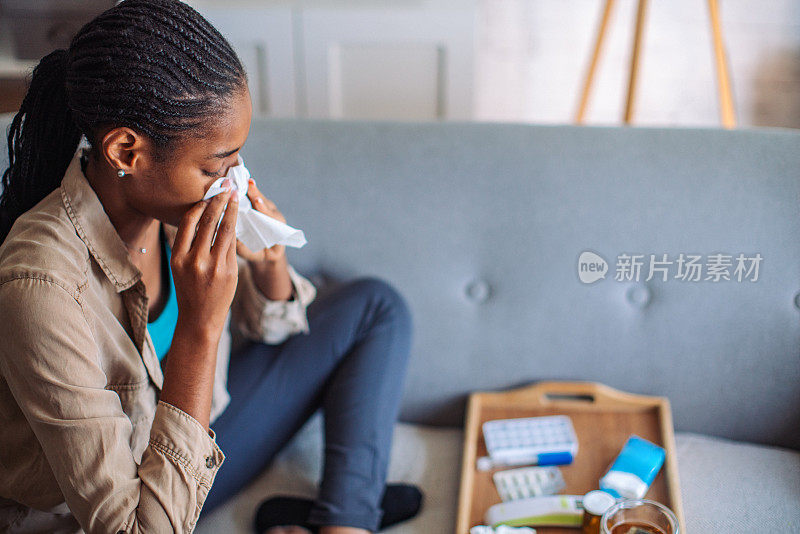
147, 231, 178, 361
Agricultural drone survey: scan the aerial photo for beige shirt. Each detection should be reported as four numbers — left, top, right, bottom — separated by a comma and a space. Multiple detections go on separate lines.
0, 146, 317, 533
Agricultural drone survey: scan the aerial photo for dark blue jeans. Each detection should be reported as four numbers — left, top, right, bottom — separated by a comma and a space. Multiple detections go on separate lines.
197, 277, 413, 532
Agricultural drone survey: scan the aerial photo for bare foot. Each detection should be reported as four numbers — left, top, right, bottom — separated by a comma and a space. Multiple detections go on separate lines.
265, 527, 312, 534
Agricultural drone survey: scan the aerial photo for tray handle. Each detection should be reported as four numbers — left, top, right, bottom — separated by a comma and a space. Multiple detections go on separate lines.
482, 381, 665, 409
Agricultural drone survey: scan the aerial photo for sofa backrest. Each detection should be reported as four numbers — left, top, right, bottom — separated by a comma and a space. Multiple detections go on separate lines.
2, 114, 798, 449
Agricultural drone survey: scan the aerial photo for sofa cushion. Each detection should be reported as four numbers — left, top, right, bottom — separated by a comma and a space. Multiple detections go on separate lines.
676, 432, 800, 533
195, 412, 462, 533
195, 414, 800, 533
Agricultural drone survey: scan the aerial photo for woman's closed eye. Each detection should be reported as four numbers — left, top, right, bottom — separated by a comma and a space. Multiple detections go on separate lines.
203, 167, 224, 178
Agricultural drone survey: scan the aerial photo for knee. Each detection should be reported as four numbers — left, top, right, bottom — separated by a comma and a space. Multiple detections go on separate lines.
349, 277, 413, 332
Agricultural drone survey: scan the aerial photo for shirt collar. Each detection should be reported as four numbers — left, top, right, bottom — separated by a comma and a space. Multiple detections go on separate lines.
61, 146, 141, 292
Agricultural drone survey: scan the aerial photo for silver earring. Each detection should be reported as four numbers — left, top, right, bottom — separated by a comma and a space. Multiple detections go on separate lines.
117, 169, 126, 178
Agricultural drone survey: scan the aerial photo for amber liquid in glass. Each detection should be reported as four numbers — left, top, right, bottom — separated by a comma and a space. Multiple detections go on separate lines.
610, 523, 666, 534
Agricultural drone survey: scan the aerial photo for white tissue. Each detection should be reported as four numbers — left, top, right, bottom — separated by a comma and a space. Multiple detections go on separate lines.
202, 155, 307, 251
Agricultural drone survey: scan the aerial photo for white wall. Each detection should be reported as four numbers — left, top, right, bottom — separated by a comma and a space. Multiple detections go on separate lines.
187, 0, 799, 128
475, 0, 800, 128
187, 0, 476, 120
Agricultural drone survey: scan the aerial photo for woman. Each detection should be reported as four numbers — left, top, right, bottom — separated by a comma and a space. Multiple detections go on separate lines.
0, 1, 420, 532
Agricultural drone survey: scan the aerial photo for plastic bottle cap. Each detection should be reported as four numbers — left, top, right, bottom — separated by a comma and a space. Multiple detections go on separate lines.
583, 490, 616, 515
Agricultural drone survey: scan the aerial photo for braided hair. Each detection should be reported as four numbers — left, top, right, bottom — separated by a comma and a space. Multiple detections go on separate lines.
0, 0, 247, 244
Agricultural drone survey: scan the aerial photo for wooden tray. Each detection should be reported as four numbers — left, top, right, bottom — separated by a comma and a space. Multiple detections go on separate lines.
455, 381, 686, 533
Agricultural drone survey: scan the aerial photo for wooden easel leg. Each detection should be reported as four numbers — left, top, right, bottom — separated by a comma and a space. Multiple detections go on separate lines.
624, 0, 648, 124
708, 0, 736, 128
575, 0, 616, 124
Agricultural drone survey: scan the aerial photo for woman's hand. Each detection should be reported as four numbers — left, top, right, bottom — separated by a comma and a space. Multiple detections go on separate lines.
159, 184, 238, 431
236, 178, 295, 301
170, 183, 239, 342
235, 178, 286, 264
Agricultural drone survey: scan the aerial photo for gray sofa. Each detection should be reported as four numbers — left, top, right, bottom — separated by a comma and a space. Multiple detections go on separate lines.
2, 113, 798, 532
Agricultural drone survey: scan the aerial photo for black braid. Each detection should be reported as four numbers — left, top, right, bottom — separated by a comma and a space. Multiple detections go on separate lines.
0, 0, 247, 245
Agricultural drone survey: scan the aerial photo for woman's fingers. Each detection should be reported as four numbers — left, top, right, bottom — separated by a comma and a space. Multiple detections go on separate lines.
211, 193, 238, 260
170, 191, 240, 342
193, 189, 232, 251
235, 239, 255, 260
246, 179, 268, 206
227, 219, 239, 267
172, 199, 208, 256
246, 179, 285, 222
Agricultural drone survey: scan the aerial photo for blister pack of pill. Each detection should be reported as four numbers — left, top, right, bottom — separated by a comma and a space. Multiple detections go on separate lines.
492, 465, 566, 501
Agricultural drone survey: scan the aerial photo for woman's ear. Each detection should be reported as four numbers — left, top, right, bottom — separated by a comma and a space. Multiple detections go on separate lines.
100, 127, 147, 176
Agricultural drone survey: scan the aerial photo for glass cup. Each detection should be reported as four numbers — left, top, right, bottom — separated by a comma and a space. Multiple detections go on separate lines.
600, 499, 679, 534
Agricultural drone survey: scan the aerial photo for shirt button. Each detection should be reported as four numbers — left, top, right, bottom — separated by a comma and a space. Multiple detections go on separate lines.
205, 455, 216, 469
